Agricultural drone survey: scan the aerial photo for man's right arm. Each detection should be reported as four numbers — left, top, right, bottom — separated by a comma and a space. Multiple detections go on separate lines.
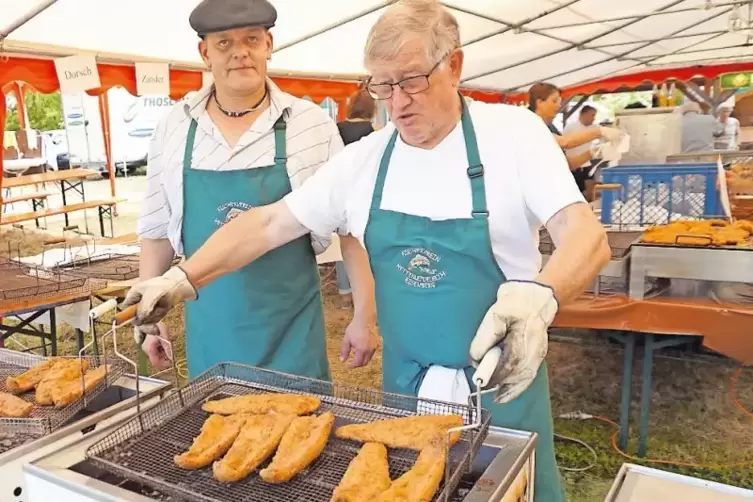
125, 137, 358, 324
181, 200, 308, 287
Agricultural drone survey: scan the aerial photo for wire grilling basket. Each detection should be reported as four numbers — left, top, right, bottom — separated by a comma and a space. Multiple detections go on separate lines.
0, 259, 90, 305
0, 349, 128, 436
86, 362, 495, 502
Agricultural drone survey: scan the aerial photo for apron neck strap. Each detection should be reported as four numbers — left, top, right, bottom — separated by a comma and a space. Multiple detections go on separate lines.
459, 97, 488, 218
273, 115, 287, 169
370, 95, 488, 216
184, 119, 199, 171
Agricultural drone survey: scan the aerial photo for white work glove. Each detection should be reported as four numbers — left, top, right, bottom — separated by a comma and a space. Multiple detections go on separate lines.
122, 266, 197, 327
134, 322, 174, 370
599, 126, 622, 143
469, 281, 558, 404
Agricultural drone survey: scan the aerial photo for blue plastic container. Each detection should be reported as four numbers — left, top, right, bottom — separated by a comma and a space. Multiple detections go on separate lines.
600, 163, 722, 226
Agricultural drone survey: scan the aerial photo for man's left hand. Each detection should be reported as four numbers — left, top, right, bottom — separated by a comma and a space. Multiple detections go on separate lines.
340, 318, 379, 368
469, 281, 558, 403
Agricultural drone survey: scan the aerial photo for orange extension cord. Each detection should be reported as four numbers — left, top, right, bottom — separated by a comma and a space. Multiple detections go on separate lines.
567, 366, 753, 470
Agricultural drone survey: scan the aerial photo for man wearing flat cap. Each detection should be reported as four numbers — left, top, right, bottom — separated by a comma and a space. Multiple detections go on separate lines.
130, 0, 378, 379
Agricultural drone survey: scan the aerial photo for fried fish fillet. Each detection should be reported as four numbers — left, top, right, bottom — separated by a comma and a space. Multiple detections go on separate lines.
213, 413, 295, 482
50, 364, 110, 408
335, 415, 464, 451
377, 444, 446, 502
331, 443, 392, 502
202, 393, 321, 416
35, 359, 90, 405
0, 392, 34, 418
174, 414, 247, 470
259, 411, 335, 483
5, 358, 63, 394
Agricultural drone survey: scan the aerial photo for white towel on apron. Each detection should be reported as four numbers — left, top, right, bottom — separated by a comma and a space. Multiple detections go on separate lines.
417, 365, 472, 418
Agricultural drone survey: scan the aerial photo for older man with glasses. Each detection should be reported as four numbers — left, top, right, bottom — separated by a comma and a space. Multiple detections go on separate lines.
123, 1, 610, 499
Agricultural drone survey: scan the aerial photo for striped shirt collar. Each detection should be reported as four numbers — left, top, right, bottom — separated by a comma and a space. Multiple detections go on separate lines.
183, 78, 295, 122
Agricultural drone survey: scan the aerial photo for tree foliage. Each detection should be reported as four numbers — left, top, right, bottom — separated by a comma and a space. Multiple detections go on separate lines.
5, 90, 64, 131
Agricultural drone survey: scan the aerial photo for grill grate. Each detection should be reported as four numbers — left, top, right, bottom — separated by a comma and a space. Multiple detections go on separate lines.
0, 259, 90, 306
0, 349, 129, 436
87, 363, 491, 502
0, 431, 37, 455
55, 254, 141, 281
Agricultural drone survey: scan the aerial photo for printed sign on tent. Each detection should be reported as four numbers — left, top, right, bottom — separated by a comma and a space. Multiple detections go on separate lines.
135, 62, 170, 95
54, 55, 101, 93
202, 71, 214, 89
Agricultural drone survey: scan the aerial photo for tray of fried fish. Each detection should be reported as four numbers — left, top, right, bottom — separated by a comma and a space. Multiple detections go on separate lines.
0, 348, 127, 435
639, 219, 753, 249
84, 366, 489, 502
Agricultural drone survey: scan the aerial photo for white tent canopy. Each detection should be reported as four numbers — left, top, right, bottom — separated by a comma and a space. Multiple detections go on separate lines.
2, 0, 753, 92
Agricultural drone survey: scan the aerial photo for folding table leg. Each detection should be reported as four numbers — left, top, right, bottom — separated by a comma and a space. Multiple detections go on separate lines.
619, 332, 636, 450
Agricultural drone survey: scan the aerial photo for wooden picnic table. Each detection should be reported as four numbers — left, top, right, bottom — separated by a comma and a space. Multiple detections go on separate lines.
2, 169, 109, 233
2, 168, 100, 189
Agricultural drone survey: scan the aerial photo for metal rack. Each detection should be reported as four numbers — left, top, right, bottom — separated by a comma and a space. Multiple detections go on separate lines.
86, 362, 493, 502
0, 259, 90, 305
0, 349, 128, 436
628, 242, 753, 299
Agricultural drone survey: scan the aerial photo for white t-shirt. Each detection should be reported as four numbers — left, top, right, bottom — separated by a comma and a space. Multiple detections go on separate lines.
284, 100, 585, 281
563, 120, 596, 167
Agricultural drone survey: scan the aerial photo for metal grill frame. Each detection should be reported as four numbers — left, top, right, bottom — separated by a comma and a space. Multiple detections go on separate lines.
539, 230, 642, 260
86, 362, 492, 502
54, 253, 142, 281
0, 260, 90, 303
0, 348, 129, 435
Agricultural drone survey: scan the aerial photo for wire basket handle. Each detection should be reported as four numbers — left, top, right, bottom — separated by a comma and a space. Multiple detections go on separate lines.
441, 346, 502, 502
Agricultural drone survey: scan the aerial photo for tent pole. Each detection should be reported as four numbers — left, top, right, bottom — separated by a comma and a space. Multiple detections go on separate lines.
0, 90, 6, 226
98, 93, 118, 216
13, 82, 27, 129
0, 0, 60, 41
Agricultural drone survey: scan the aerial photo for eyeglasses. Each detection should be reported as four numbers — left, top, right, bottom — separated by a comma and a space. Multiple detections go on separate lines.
365, 52, 451, 100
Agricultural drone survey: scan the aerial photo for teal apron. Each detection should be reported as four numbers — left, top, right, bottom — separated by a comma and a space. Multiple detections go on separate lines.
363, 100, 565, 502
181, 117, 330, 381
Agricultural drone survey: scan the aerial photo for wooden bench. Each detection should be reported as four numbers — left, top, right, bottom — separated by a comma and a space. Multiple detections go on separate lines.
1, 192, 50, 226
0, 198, 125, 237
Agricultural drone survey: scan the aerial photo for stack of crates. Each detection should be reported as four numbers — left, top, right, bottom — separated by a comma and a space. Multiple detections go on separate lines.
599, 163, 722, 227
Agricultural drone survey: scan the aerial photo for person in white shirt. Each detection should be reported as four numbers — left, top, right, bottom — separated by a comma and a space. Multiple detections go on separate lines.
563, 105, 599, 194
123, 1, 610, 500
131, 0, 377, 378
563, 105, 597, 164
714, 105, 741, 150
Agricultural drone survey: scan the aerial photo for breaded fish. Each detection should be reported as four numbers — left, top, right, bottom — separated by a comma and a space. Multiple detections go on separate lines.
213, 413, 295, 482
377, 444, 446, 502
202, 393, 321, 416
50, 364, 110, 408
35, 359, 89, 405
259, 411, 335, 483
174, 414, 246, 470
331, 443, 392, 502
335, 415, 464, 451
5, 358, 63, 394
0, 392, 33, 418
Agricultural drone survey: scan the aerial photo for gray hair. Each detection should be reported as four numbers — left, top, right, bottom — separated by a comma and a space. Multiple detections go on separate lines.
363, 0, 460, 67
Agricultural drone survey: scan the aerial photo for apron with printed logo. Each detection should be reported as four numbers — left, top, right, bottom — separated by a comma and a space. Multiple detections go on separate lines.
181, 116, 330, 381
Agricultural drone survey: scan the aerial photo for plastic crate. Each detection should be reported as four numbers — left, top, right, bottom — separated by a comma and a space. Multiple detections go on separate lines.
600, 163, 722, 227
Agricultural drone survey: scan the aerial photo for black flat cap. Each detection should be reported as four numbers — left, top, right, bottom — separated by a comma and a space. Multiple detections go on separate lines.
189, 0, 277, 35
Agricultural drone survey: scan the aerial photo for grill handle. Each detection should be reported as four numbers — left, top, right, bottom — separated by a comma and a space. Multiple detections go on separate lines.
472, 346, 502, 388
114, 305, 137, 326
